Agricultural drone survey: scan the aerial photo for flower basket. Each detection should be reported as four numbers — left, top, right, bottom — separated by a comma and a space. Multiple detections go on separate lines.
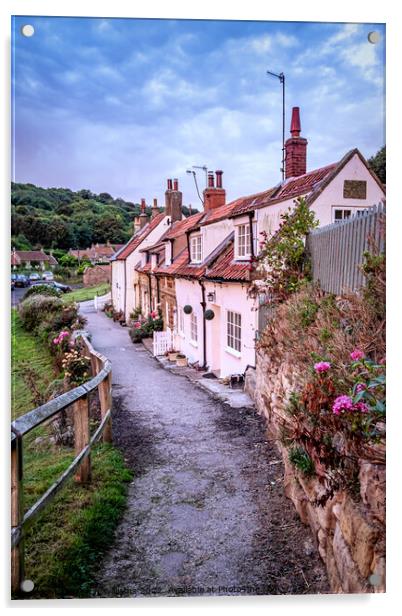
176, 354, 187, 367
183, 305, 192, 314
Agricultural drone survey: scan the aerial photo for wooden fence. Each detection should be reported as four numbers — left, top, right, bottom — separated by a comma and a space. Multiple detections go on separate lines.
306, 202, 385, 295
11, 332, 112, 594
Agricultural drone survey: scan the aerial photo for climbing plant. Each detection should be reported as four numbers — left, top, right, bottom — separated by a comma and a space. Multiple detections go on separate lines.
251, 197, 318, 303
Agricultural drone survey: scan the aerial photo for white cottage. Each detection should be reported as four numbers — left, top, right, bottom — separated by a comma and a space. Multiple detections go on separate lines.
161, 107, 385, 378
110, 179, 183, 321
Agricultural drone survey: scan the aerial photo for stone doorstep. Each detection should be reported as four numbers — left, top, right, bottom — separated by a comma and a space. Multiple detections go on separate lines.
142, 342, 255, 411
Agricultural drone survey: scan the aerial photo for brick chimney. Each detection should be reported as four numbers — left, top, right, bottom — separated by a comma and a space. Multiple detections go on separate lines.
284, 107, 307, 179
165, 178, 182, 223
139, 198, 148, 228
203, 170, 225, 211
133, 216, 140, 233
151, 198, 159, 219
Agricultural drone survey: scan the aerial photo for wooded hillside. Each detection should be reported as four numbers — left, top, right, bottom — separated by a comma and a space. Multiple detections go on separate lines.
11, 183, 195, 250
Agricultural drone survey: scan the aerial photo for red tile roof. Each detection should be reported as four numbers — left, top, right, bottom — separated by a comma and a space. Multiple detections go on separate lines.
153, 247, 205, 278
204, 244, 251, 282
114, 213, 165, 260
11, 250, 57, 264
163, 212, 204, 239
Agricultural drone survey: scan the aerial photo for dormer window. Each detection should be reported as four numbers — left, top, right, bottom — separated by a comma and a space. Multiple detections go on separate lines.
235, 221, 257, 259
190, 234, 202, 263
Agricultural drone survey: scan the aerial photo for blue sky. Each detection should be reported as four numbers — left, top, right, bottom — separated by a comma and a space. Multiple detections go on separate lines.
12, 17, 385, 208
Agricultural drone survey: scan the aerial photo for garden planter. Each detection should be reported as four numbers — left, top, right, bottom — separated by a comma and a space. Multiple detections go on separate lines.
168, 352, 179, 361
176, 355, 187, 367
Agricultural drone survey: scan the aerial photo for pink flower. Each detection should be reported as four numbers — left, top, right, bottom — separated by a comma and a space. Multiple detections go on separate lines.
314, 361, 331, 373
356, 383, 366, 393
355, 402, 369, 413
332, 395, 354, 415
134, 321, 141, 329
53, 337, 59, 345
150, 311, 158, 319
350, 349, 365, 361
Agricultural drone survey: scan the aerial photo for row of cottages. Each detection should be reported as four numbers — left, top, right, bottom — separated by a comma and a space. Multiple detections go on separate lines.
11, 248, 58, 270
69, 242, 125, 264
112, 107, 385, 378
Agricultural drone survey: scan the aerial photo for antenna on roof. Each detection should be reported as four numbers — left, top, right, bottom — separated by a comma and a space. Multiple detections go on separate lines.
267, 70, 285, 181
186, 167, 205, 207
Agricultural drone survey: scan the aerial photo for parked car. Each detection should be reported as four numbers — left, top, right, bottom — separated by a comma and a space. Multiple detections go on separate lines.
42, 271, 54, 281
11, 274, 16, 289
40, 281, 72, 293
29, 272, 41, 281
14, 274, 30, 288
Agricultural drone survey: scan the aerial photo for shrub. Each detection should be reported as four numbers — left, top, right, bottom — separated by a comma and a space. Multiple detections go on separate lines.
19, 295, 64, 332
129, 327, 145, 343
62, 347, 91, 386
23, 284, 62, 300
289, 446, 315, 477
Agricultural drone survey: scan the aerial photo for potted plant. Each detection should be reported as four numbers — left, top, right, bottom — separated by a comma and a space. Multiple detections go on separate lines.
168, 349, 179, 361
176, 353, 187, 367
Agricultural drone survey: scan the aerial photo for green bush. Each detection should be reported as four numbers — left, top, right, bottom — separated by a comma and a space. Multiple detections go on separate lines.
23, 284, 62, 300
18, 296, 65, 332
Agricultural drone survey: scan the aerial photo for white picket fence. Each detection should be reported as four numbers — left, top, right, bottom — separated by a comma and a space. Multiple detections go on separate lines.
94, 292, 111, 312
153, 328, 173, 356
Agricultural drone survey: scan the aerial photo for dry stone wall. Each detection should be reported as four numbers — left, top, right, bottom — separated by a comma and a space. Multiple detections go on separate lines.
245, 346, 385, 593
83, 264, 111, 287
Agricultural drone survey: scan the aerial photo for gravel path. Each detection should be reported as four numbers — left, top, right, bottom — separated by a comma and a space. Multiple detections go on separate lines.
81, 302, 329, 598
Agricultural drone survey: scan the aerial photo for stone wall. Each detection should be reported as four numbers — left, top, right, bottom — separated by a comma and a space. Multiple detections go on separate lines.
83, 264, 111, 286
245, 349, 385, 593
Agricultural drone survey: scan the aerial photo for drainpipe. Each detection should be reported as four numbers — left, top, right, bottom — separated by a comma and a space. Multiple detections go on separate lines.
198, 279, 207, 370
147, 273, 152, 313
156, 275, 160, 304
185, 231, 190, 257
123, 260, 127, 317
248, 211, 255, 258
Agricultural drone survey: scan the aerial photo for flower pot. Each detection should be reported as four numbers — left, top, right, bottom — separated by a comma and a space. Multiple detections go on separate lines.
176, 356, 188, 367
168, 352, 179, 361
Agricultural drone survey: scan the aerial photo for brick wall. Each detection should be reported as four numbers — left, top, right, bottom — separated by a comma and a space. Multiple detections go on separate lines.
83, 264, 111, 286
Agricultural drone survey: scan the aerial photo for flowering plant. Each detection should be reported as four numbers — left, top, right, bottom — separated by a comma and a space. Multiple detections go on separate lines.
62, 347, 91, 386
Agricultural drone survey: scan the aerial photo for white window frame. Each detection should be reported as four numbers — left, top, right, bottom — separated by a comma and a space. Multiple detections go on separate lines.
332, 207, 369, 223
190, 234, 202, 263
190, 312, 198, 345
236, 223, 251, 259
226, 310, 241, 355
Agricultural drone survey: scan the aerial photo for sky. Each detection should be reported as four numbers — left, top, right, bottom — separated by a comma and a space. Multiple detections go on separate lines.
11, 17, 385, 209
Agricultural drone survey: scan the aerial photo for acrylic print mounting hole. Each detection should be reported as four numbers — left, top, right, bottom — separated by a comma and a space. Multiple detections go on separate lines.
368, 31, 380, 44
21, 24, 35, 37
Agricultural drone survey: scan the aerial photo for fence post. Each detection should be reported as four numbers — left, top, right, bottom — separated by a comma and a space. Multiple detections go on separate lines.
99, 372, 112, 443
73, 396, 91, 483
11, 434, 23, 593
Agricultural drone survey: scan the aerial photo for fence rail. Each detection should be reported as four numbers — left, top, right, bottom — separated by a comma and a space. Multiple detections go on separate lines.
11, 331, 112, 594
306, 202, 385, 295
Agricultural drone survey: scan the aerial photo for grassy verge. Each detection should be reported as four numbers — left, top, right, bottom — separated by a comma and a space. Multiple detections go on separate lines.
63, 283, 110, 304
11, 308, 132, 598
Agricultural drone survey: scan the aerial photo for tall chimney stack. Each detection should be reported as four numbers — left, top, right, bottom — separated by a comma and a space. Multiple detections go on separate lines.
151, 198, 159, 219
203, 170, 226, 212
139, 198, 148, 228
170, 178, 182, 223
284, 107, 307, 179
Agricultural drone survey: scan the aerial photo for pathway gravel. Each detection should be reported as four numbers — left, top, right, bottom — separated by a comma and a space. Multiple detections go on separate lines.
80, 301, 329, 598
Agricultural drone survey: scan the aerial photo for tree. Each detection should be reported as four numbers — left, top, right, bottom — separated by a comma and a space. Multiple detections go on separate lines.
368, 146, 386, 184
11, 234, 32, 250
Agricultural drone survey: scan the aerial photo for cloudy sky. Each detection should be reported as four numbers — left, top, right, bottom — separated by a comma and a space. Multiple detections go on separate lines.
12, 17, 385, 208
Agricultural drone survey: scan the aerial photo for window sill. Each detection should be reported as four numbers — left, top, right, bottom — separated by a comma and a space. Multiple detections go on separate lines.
189, 339, 198, 347
225, 346, 241, 358
235, 255, 251, 261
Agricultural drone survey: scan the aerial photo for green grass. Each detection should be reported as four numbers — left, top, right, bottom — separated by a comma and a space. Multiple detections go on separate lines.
11, 308, 132, 598
11, 309, 58, 419
62, 283, 110, 304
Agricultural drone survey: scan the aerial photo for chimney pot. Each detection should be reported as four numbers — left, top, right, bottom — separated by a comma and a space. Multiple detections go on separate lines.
285, 106, 307, 179
215, 170, 223, 188
208, 172, 215, 188
173, 178, 179, 191
140, 198, 146, 213
167, 179, 173, 190
290, 106, 301, 137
